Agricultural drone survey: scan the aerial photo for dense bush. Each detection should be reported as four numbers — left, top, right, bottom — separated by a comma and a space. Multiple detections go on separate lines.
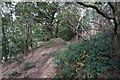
52, 33, 119, 78
58, 27, 75, 41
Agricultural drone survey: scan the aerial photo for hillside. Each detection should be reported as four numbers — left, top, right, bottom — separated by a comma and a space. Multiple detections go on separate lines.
1, 2, 120, 79
1, 38, 65, 78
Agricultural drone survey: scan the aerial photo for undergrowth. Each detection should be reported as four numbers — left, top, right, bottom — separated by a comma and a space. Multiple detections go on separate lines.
52, 33, 119, 78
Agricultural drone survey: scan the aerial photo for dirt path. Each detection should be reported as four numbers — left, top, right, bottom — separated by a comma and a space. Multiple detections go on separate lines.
2, 44, 65, 78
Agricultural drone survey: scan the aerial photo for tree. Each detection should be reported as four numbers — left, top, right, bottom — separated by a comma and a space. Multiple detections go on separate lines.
77, 2, 120, 61
2, 16, 9, 61
15, 2, 35, 52
34, 2, 59, 40
2, 2, 13, 61
2, 2, 37, 61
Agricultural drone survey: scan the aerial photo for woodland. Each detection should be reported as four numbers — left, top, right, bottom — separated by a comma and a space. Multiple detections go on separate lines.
1, 1, 120, 79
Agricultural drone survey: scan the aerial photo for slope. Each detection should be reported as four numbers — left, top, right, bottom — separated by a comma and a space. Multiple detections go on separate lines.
1, 38, 66, 78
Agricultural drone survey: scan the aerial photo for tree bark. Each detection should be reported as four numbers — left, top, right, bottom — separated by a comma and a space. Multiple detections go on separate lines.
48, 25, 53, 40
112, 2, 120, 61
2, 26, 8, 62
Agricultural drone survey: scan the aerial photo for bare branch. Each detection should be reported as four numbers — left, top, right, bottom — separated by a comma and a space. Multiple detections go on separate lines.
77, 2, 114, 20
79, 23, 91, 38
67, 22, 85, 40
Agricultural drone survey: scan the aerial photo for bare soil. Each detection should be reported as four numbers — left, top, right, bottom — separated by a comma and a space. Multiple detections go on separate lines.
1, 44, 65, 78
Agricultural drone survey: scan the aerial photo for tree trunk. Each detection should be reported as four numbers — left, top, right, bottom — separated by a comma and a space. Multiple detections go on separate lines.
49, 29, 53, 39
2, 26, 8, 62
55, 23, 59, 38
112, 2, 120, 61
48, 24, 53, 40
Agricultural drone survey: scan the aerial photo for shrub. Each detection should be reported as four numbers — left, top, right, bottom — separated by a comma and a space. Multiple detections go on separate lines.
52, 33, 118, 78
58, 27, 75, 41
22, 62, 35, 70
8, 71, 18, 78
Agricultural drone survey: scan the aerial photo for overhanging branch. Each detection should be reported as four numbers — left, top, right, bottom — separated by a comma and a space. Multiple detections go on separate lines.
77, 2, 114, 20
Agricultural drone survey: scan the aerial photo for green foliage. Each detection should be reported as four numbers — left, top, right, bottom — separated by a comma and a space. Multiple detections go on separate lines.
2, 2, 46, 61
58, 27, 75, 41
52, 33, 117, 78
1, 2, 80, 62
8, 71, 18, 78
22, 62, 35, 70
